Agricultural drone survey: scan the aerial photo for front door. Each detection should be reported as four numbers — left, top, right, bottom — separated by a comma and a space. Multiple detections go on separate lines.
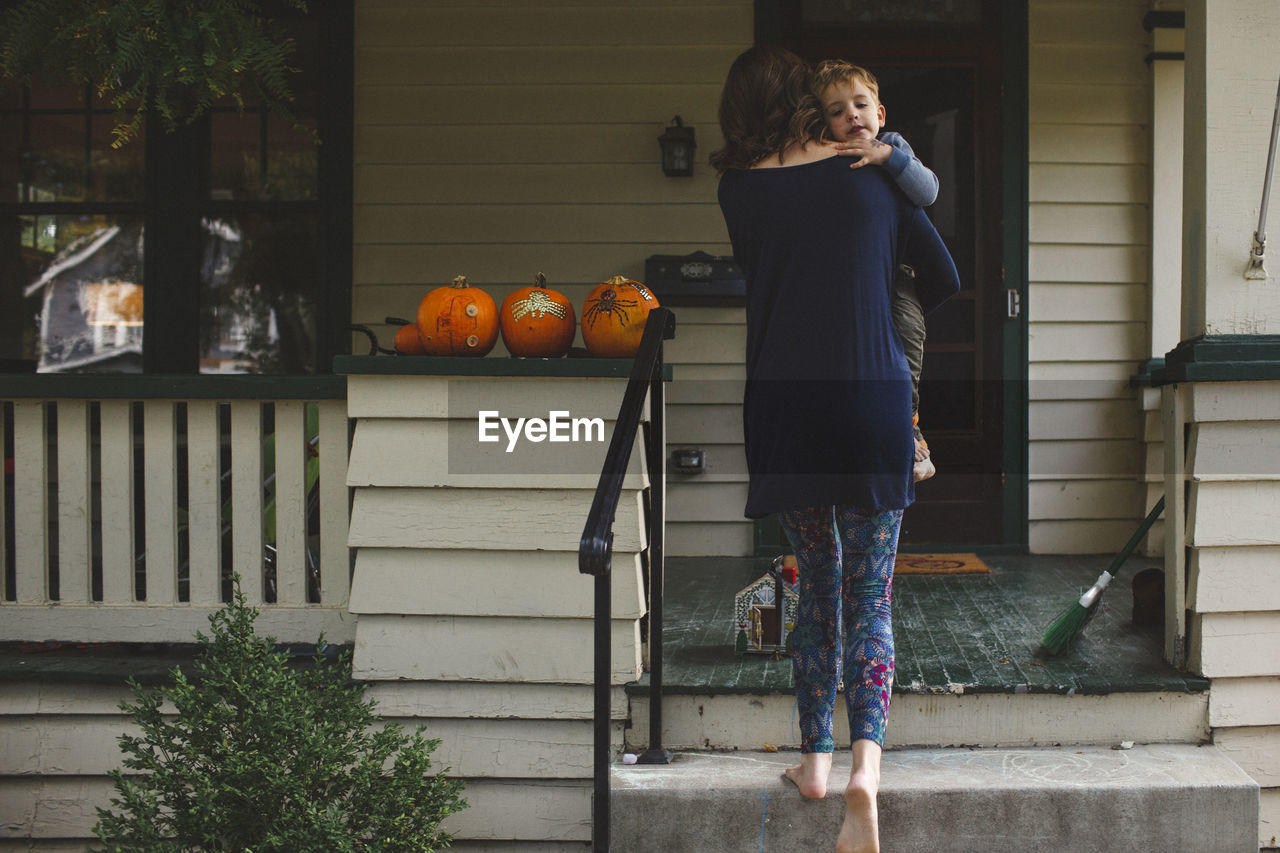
758, 1, 1012, 547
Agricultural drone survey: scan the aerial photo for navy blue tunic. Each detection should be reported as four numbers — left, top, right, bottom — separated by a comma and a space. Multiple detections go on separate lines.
718, 154, 960, 519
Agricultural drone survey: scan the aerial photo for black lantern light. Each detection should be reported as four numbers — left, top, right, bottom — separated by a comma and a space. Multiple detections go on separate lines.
658, 115, 696, 177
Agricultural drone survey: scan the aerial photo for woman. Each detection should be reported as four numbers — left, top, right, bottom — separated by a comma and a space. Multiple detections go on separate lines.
712, 45, 960, 853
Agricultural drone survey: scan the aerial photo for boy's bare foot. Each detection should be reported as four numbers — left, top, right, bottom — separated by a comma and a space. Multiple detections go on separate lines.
836, 770, 880, 853
781, 752, 832, 799
913, 438, 935, 483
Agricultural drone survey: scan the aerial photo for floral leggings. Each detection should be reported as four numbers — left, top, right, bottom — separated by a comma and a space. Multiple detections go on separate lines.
779, 505, 903, 752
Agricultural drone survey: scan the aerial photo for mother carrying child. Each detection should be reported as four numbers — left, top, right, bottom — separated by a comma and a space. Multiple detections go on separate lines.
712, 45, 960, 852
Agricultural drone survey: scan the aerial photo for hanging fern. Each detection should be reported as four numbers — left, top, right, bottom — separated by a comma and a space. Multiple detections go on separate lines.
0, 0, 309, 147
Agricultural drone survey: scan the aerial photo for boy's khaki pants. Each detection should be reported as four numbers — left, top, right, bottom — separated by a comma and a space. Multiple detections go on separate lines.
891, 264, 926, 443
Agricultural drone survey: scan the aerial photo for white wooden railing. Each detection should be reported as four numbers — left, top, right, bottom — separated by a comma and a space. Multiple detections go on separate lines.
0, 376, 354, 644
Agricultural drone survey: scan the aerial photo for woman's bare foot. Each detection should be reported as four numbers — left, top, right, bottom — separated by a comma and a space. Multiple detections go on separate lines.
836, 769, 880, 853
781, 751, 832, 799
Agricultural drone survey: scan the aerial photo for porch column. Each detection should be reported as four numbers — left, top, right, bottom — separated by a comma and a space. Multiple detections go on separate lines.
1161, 1, 1280, 847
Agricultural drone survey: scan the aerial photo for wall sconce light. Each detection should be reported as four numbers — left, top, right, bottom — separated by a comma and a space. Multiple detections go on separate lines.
658, 115, 696, 177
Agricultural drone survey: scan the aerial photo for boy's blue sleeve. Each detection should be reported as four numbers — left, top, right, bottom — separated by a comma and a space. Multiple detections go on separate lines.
880, 132, 939, 207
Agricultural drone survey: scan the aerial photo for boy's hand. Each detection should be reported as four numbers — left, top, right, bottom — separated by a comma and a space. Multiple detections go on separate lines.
834, 138, 891, 169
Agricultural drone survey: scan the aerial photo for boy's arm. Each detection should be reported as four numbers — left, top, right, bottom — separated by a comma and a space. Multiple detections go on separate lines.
879, 132, 939, 207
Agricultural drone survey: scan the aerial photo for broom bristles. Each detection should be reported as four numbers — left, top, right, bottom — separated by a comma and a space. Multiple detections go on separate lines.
1040, 602, 1092, 655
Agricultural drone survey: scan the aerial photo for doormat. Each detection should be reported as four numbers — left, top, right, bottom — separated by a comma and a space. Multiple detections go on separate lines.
894, 553, 991, 574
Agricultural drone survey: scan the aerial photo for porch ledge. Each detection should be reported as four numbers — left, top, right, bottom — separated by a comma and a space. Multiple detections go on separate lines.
335, 354, 673, 380
1148, 334, 1280, 385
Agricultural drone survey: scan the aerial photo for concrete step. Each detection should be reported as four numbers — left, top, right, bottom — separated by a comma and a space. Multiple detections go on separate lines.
626, 688, 1209, 751
612, 744, 1259, 853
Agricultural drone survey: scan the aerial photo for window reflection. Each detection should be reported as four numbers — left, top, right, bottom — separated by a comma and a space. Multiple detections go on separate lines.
13, 216, 146, 372
200, 214, 319, 374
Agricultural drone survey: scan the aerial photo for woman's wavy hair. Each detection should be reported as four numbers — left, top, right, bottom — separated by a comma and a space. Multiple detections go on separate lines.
709, 45, 826, 174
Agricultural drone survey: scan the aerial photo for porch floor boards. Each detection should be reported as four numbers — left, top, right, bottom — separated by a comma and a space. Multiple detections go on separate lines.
632, 554, 1208, 697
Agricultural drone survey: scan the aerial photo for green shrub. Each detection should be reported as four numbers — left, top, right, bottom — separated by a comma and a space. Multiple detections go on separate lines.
91, 583, 466, 852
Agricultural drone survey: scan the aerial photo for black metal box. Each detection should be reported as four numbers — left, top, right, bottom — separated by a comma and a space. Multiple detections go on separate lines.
644, 251, 745, 304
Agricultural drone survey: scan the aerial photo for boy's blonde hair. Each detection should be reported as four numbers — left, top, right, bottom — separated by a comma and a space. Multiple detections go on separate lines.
810, 59, 881, 105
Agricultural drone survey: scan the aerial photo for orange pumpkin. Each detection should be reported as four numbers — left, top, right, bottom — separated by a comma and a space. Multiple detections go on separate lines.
393, 322, 426, 355
500, 272, 576, 358
415, 275, 499, 357
581, 275, 659, 358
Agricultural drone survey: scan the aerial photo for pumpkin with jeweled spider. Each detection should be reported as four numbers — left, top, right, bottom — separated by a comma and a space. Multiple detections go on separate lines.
581, 275, 659, 358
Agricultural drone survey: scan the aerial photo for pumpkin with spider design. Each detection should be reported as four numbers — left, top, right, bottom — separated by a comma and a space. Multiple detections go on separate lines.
581, 275, 659, 358
499, 272, 576, 358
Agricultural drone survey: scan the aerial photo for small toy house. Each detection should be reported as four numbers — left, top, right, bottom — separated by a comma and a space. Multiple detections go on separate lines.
734, 555, 799, 656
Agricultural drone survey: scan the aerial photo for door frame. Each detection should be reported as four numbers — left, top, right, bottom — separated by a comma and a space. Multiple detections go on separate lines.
750, 0, 1028, 552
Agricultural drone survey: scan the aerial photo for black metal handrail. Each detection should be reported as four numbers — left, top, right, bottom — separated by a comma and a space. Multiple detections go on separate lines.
579, 307, 675, 853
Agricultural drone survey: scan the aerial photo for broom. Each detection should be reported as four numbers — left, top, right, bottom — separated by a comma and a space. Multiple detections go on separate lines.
1039, 496, 1166, 655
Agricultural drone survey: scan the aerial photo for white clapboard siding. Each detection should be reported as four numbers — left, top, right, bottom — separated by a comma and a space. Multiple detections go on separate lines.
1029, 44, 1150, 87
358, 45, 743, 88
0, 775, 594, 845
366, 681, 628, 722
1188, 481, 1280, 547
1029, 439, 1140, 479
1029, 124, 1148, 164
345, 417, 645, 490
1026, 0, 1151, 553
1028, 519, 1144, 555
1214, 726, 1280, 787
1188, 381, 1280, 423
667, 404, 742, 446
348, 487, 646, 553
1028, 399, 1140, 441
1263, 790, 1280, 849
1209, 677, 1280, 728
357, 6, 751, 49
1029, 0, 1150, 46
1028, 282, 1146, 321
1028, 479, 1142, 521
667, 521, 754, 558
1188, 547, 1280, 613
1187, 420, 1280, 481
1191, 612, 1280, 678
351, 614, 642, 685
347, 548, 645, 620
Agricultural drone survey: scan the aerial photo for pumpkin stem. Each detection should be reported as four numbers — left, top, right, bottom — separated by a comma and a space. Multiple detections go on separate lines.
451, 275, 469, 288
604, 274, 629, 286
534, 271, 547, 289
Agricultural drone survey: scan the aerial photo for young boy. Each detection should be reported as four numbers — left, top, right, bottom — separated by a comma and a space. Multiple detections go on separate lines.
812, 59, 938, 482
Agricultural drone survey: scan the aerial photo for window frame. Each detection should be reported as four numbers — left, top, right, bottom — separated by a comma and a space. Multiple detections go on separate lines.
0, 0, 353, 376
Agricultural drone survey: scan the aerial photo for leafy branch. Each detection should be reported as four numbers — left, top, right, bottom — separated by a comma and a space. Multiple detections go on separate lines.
1, 0, 309, 147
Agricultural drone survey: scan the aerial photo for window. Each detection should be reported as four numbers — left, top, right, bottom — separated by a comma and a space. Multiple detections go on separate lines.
0, 2, 352, 375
